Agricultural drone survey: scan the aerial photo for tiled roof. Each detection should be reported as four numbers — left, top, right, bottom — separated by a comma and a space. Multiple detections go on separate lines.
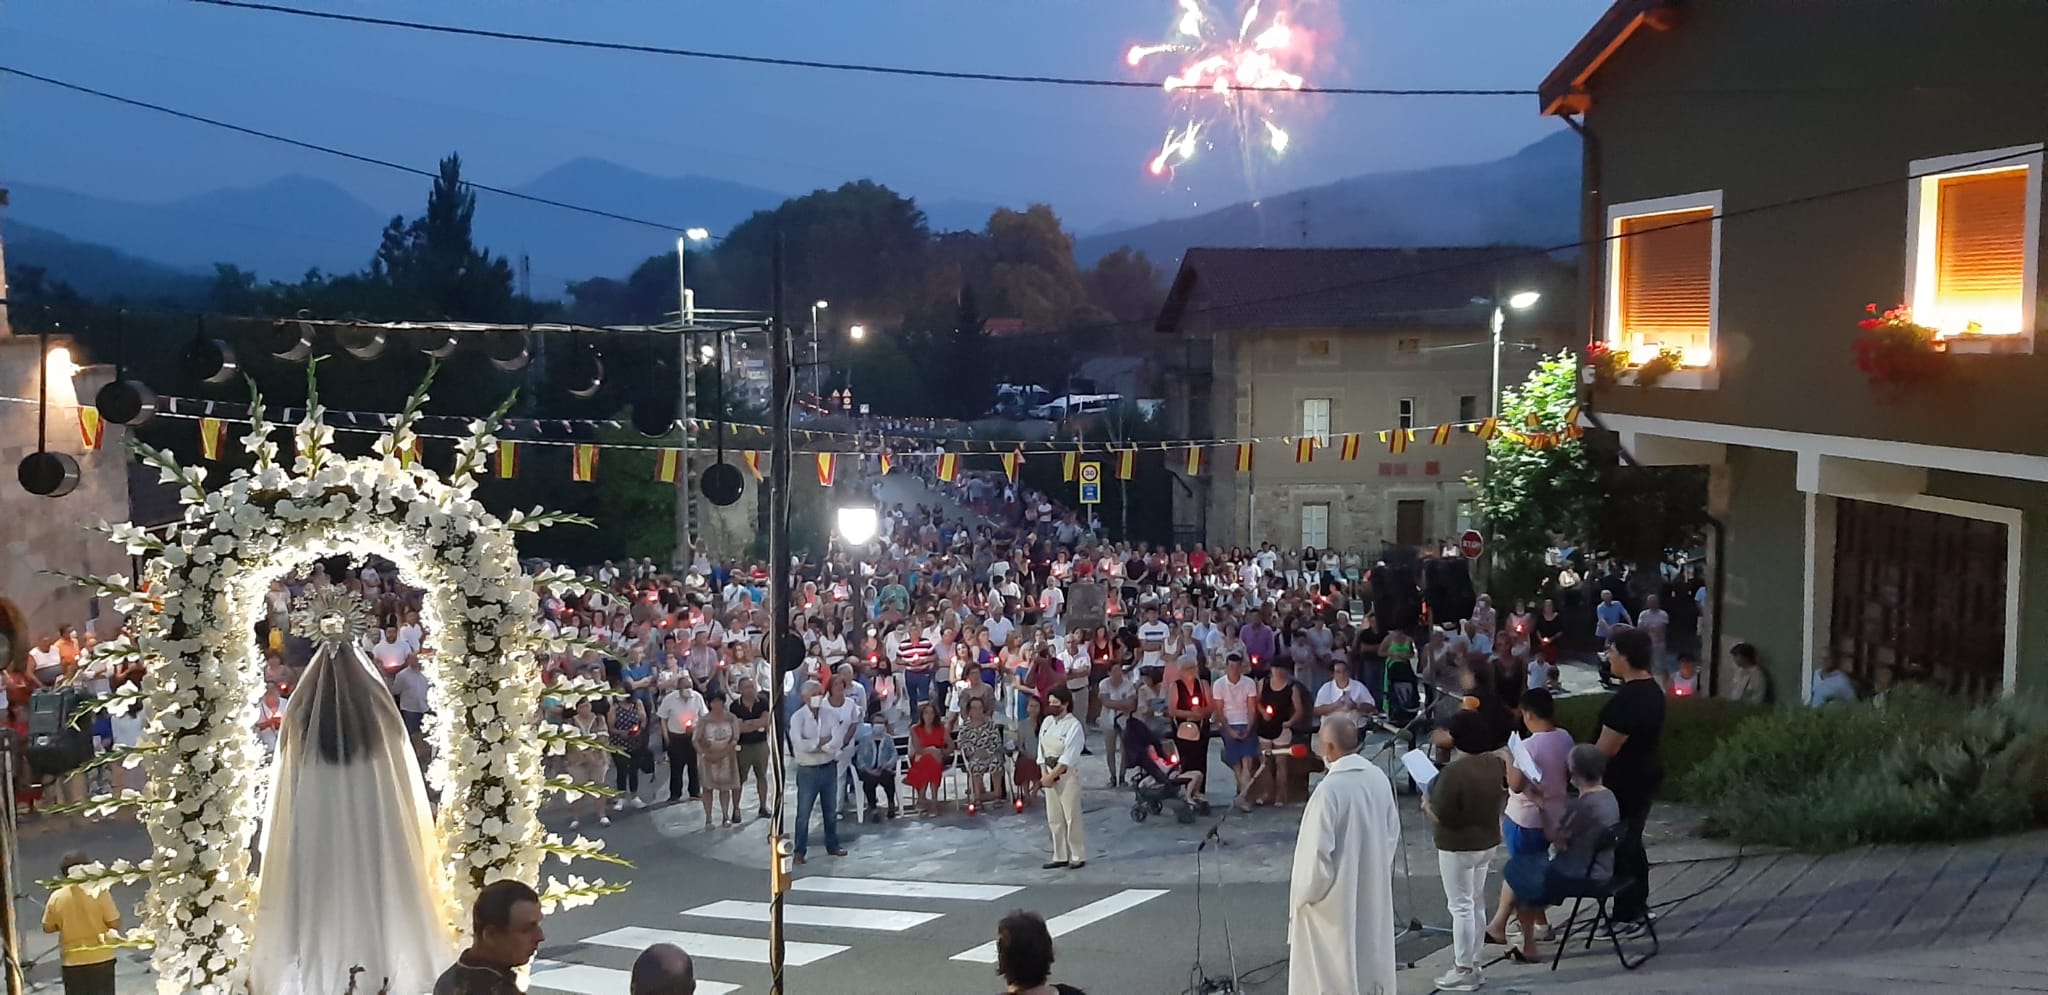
1155, 246, 1569, 333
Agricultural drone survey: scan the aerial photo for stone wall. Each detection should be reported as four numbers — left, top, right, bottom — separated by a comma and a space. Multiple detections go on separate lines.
0, 339, 134, 653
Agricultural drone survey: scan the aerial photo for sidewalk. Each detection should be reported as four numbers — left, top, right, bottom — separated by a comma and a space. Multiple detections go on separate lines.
1400, 829, 2048, 993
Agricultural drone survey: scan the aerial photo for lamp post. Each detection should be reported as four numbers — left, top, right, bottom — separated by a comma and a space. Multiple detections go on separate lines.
810, 300, 828, 401
1489, 290, 1543, 418
675, 228, 710, 568
845, 323, 866, 402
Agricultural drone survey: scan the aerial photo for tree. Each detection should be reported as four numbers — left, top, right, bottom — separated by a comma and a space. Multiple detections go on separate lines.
942, 284, 994, 419
1475, 351, 1708, 598
370, 154, 519, 320
1085, 246, 1168, 327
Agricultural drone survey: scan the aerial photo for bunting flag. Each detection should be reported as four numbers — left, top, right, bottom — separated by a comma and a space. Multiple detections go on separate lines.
1002, 449, 1023, 482
1430, 423, 1454, 446
1564, 404, 1583, 428
1235, 443, 1253, 472
1338, 433, 1360, 461
1525, 411, 1542, 429
199, 417, 227, 461
1381, 428, 1411, 454
880, 451, 894, 476
937, 453, 960, 482
1294, 437, 1316, 463
743, 451, 765, 481
1184, 446, 1206, 475
1475, 417, 1500, 441
571, 444, 599, 482
1114, 448, 1137, 480
815, 452, 836, 487
1062, 452, 1077, 482
1563, 423, 1585, 441
77, 407, 104, 451
655, 448, 683, 483
494, 441, 521, 479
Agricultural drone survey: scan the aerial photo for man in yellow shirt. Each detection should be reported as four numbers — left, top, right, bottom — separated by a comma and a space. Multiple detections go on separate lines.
42, 851, 121, 994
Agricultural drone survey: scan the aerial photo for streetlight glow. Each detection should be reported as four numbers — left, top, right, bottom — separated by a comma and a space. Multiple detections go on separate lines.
1507, 290, 1542, 310
848, 324, 867, 342
684, 227, 710, 242
815, 300, 829, 310
836, 505, 879, 546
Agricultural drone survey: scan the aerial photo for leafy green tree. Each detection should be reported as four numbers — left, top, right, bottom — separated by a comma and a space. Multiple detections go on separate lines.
1475, 351, 1708, 598
942, 284, 994, 419
1084, 246, 1167, 328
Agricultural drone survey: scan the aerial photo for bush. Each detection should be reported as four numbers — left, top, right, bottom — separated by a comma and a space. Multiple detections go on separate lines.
1551, 692, 1765, 803
1682, 688, 2048, 850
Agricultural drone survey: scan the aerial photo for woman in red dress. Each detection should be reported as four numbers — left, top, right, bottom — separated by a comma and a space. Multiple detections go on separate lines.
904, 702, 950, 817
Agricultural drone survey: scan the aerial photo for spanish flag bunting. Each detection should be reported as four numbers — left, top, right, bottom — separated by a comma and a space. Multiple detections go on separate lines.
1184, 446, 1206, 475
1294, 437, 1315, 463
494, 441, 521, 479
1380, 428, 1410, 454
1563, 423, 1585, 441
1235, 443, 1253, 472
1474, 417, 1500, 441
77, 407, 104, 451
743, 451, 764, 481
880, 451, 894, 476
1564, 404, 1583, 428
655, 448, 683, 483
1338, 433, 1360, 461
1430, 423, 1453, 446
1002, 450, 1023, 482
1114, 448, 1137, 480
937, 453, 960, 482
816, 452, 837, 487
199, 417, 227, 461
1062, 452, 1077, 482
571, 444, 599, 482
1525, 411, 1542, 429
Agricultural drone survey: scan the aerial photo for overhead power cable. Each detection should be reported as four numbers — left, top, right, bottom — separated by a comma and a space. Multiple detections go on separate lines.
5, 65, 2034, 341
185, 0, 1535, 97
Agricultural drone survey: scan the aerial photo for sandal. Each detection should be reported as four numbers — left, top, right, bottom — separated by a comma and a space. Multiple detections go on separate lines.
1484, 931, 1508, 946
1506, 948, 1539, 964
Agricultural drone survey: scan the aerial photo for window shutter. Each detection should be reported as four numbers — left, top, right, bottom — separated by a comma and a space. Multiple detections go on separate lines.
1935, 168, 2027, 318
1617, 208, 1714, 351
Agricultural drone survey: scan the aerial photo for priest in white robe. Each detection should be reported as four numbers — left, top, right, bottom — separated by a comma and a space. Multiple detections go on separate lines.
1288, 714, 1401, 995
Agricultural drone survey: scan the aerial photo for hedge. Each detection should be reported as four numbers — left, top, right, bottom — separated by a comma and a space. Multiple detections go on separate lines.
1550, 691, 1764, 804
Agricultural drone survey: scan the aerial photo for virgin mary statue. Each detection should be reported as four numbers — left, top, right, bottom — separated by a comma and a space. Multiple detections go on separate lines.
247, 589, 456, 994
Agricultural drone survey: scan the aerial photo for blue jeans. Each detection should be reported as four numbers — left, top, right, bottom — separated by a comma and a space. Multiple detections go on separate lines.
794, 762, 840, 856
906, 671, 933, 708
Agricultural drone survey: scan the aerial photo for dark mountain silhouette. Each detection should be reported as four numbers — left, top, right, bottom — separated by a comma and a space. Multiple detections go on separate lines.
2, 218, 213, 305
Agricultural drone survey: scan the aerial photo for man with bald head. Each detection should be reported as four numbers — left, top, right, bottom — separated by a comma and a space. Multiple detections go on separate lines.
631, 942, 696, 994
1286, 714, 1400, 995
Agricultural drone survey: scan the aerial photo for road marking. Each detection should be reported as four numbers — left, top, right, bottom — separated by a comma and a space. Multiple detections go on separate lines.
792, 876, 1024, 902
584, 924, 847, 966
686, 899, 943, 931
950, 889, 1169, 963
530, 959, 741, 995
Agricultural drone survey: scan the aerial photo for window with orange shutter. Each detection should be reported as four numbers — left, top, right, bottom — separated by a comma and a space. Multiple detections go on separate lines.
1929, 167, 2027, 335
1610, 206, 1716, 364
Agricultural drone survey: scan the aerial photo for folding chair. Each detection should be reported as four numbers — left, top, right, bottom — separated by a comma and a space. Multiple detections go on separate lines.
1549, 825, 1660, 971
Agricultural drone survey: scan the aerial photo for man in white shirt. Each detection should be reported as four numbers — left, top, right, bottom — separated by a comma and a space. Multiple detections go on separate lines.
1039, 582, 1066, 635
1212, 653, 1262, 811
391, 657, 430, 736
1136, 605, 1172, 675
27, 635, 63, 685
1636, 594, 1673, 682
368, 625, 412, 676
788, 679, 849, 863
985, 611, 1016, 649
657, 675, 707, 801
1036, 687, 1088, 869
1313, 660, 1377, 723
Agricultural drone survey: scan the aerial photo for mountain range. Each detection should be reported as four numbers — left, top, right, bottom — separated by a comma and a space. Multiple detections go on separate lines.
0, 131, 1579, 301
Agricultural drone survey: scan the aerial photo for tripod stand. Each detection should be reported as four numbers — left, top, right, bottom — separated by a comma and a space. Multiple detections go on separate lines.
1364, 708, 1453, 955
1184, 752, 1275, 995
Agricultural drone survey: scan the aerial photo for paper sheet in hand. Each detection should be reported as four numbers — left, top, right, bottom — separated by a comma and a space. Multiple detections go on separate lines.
1508, 731, 1543, 784
1400, 749, 1439, 790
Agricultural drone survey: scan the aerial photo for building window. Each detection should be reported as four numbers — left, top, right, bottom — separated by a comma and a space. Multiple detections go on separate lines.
1301, 503, 1330, 549
1397, 397, 1416, 429
1300, 338, 1336, 364
1455, 499, 1477, 534
1458, 394, 1478, 422
1395, 500, 1426, 548
1606, 191, 1721, 369
1300, 397, 1331, 444
1907, 144, 2042, 344
1396, 337, 1421, 354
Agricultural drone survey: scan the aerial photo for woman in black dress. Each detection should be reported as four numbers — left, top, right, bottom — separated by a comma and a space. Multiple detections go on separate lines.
1167, 668, 1212, 805
1251, 660, 1310, 806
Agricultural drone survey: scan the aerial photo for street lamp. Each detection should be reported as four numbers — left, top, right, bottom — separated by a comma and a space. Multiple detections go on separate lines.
810, 300, 829, 399
845, 324, 868, 400
675, 227, 712, 569
1489, 290, 1542, 418
835, 502, 880, 546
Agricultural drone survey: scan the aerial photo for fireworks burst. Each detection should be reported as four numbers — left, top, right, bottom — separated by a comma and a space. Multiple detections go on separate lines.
1126, 0, 1317, 179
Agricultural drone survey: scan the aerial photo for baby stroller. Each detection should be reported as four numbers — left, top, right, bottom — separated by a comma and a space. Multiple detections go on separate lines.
1122, 717, 1209, 824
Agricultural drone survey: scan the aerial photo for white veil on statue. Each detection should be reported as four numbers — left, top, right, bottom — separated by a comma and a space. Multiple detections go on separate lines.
248, 590, 457, 995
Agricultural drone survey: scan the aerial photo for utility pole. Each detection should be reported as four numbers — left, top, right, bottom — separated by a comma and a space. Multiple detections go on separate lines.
765, 234, 793, 995
676, 239, 694, 568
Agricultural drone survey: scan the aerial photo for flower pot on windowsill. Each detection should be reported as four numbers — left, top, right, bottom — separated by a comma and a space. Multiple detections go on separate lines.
1853, 304, 1949, 403
1938, 333, 2031, 355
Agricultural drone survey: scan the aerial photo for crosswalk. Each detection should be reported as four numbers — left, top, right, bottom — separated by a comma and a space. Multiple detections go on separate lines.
527, 875, 1162, 994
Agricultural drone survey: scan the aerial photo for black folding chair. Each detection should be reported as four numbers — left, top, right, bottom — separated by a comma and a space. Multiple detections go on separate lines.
1549, 825, 1660, 971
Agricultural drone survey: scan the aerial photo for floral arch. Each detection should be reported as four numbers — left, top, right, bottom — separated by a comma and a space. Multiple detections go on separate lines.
63, 373, 622, 993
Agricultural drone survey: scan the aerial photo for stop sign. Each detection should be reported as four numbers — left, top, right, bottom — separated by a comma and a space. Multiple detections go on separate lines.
1458, 529, 1485, 559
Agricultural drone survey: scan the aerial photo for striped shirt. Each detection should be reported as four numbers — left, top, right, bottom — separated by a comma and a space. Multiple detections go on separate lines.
893, 634, 937, 672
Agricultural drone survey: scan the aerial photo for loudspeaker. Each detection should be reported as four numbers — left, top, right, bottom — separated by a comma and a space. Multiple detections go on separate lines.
27, 689, 93, 774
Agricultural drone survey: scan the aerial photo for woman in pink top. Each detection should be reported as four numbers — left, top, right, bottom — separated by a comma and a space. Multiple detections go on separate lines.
1487, 687, 1575, 949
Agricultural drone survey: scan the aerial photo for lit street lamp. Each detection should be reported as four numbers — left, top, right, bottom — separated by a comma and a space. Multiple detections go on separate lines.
675, 227, 712, 568
1489, 290, 1542, 418
810, 300, 829, 399
835, 502, 880, 546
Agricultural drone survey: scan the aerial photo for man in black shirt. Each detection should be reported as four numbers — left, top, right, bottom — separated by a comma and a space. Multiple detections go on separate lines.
433, 880, 544, 995
1596, 628, 1665, 929
729, 676, 774, 819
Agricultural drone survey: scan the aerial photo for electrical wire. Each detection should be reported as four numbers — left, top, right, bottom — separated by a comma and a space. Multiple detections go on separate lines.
5, 64, 2035, 349
185, 0, 1535, 98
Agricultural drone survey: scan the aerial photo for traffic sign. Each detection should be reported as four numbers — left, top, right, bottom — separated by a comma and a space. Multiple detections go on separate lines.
1078, 461, 1102, 505
1458, 529, 1485, 559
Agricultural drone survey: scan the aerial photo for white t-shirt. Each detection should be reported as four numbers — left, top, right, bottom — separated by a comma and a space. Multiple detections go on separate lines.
370, 638, 410, 674
392, 667, 430, 714
1040, 587, 1065, 616
28, 645, 62, 683
658, 689, 706, 735
1063, 648, 1092, 690
986, 616, 1016, 647
1137, 620, 1171, 645
1314, 679, 1377, 712
1637, 608, 1671, 651
1213, 673, 1259, 726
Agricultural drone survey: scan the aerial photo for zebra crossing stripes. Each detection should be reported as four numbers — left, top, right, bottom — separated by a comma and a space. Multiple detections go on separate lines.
530, 959, 740, 995
684, 899, 944, 931
949, 889, 1169, 964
